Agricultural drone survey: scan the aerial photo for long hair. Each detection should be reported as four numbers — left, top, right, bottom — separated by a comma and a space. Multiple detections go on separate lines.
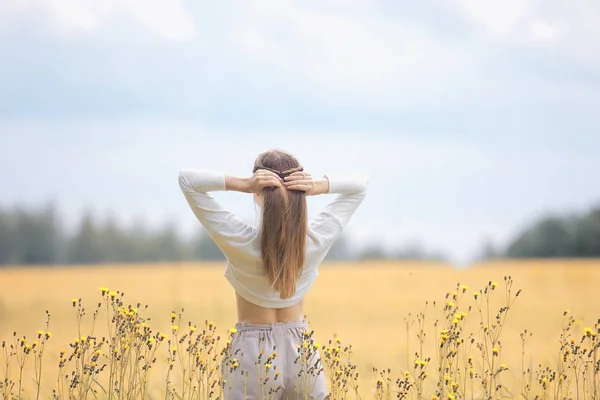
253, 149, 307, 299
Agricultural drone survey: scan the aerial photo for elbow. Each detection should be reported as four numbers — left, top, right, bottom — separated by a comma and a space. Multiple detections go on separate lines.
178, 170, 190, 191
357, 173, 369, 194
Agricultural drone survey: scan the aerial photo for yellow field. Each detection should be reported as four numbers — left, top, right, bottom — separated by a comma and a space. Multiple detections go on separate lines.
1, 260, 599, 398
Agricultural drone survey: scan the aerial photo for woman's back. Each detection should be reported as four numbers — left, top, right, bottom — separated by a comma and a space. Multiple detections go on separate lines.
178, 168, 368, 316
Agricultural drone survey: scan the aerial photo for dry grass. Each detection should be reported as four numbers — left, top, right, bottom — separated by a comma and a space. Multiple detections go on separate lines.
1, 259, 599, 398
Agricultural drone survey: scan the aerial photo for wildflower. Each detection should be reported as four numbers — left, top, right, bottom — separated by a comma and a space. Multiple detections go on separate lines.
265, 363, 271, 370
95, 349, 102, 356
500, 364, 507, 371
159, 333, 167, 340
492, 347, 499, 356
172, 325, 179, 333
448, 394, 455, 399
99, 287, 108, 295
172, 347, 177, 354
170, 312, 177, 321
37, 330, 44, 338
190, 326, 197, 333
491, 282, 498, 289
313, 343, 320, 349
208, 321, 215, 328
460, 285, 469, 292
72, 298, 77, 306
432, 396, 439, 400
446, 301, 455, 308
473, 292, 479, 299
109, 291, 117, 299
275, 371, 281, 378
229, 328, 238, 334
45, 332, 52, 339
584, 327, 593, 337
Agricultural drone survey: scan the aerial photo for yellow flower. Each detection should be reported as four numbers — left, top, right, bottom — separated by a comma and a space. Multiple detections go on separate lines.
208, 321, 215, 328
313, 343, 320, 349
265, 363, 271, 370
491, 281, 498, 289
492, 347, 499, 356
460, 285, 469, 292
446, 301, 455, 308
37, 330, 44, 337
448, 394, 455, 400
45, 332, 52, 338
584, 327, 593, 337
159, 333, 167, 340
473, 292, 479, 299
171, 325, 179, 333
109, 291, 117, 298
230, 328, 238, 334
190, 326, 197, 332
95, 349, 102, 356
71, 298, 78, 306
170, 312, 177, 320
500, 364, 507, 370
99, 287, 108, 294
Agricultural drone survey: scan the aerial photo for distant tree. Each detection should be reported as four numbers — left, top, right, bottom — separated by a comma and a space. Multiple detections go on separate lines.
192, 229, 226, 261
571, 207, 600, 256
11, 204, 60, 265
325, 234, 353, 260
504, 204, 600, 258
0, 210, 15, 265
68, 211, 104, 264
358, 243, 389, 260
154, 223, 184, 261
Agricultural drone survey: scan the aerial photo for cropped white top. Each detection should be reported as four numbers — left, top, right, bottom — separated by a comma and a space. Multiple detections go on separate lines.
178, 169, 368, 308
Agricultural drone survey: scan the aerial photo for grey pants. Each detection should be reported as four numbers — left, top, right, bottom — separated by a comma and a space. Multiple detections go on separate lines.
221, 320, 328, 400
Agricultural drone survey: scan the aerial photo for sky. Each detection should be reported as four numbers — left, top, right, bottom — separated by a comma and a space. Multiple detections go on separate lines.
1, 0, 600, 266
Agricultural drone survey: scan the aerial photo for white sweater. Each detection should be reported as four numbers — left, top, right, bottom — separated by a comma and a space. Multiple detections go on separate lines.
178, 169, 368, 308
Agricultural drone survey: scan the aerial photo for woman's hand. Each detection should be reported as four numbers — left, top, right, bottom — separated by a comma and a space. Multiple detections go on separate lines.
284, 171, 329, 196
247, 169, 283, 193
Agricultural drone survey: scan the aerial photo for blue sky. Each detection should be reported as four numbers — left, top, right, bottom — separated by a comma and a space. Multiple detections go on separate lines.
1, 0, 600, 265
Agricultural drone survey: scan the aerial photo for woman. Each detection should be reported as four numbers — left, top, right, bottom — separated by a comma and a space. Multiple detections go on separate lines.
178, 149, 368, 399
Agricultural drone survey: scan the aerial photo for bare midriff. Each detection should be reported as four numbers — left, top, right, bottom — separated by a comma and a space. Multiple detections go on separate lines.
235, 293, 304, 324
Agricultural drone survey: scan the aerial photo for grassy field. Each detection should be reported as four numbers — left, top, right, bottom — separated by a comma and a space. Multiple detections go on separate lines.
1, 259, 599, 398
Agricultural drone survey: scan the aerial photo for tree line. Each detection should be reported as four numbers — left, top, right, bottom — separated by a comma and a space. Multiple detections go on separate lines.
0, 201, 599, 266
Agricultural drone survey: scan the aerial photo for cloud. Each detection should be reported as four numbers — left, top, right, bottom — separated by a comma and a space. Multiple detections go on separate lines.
0, 0, 196, 41
230, 1, 474, 106
452, 0, 600, 60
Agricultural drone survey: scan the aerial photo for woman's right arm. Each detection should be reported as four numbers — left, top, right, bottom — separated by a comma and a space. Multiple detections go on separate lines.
299, 173, 369, 249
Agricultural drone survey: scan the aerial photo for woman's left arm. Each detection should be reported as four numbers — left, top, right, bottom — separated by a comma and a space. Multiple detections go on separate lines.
178, 169, 255, 255
178, 168, 284, 255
